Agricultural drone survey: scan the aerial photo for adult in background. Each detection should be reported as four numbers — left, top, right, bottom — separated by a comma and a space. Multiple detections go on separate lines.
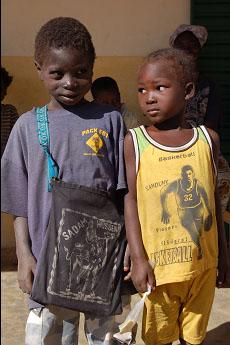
1, 66, 19, 157
169, 24, 230, 213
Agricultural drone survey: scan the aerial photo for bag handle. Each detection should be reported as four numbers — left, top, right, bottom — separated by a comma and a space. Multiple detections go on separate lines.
36, 106, 59, 191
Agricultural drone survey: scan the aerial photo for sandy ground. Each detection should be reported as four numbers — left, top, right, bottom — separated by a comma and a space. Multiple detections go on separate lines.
1, 270, 230, 345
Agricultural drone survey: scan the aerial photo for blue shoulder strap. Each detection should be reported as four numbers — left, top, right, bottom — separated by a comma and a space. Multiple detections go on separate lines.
36, 106, 59, 191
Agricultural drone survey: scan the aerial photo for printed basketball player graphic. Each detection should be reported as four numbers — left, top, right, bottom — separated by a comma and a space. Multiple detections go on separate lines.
160, 165, 213, 259
47, 208, 121, 304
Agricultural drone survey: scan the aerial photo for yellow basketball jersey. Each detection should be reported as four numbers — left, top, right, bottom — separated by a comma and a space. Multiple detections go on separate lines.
130, 125, 218, 285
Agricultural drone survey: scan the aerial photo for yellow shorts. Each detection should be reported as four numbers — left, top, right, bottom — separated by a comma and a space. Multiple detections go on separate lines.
142, 268, 216, 345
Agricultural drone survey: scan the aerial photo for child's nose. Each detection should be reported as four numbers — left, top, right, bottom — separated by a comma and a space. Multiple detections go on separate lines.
146, 91, 157, 103
63, 77, 78, 89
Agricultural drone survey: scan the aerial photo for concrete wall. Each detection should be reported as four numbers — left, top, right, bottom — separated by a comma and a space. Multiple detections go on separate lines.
1, 0, 190, 249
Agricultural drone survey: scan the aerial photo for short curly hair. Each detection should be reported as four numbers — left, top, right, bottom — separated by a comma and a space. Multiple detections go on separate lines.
1, 66, 13, 89
34, 17, 96, 66
142, 48, 198, 86
91, 77, 120, 99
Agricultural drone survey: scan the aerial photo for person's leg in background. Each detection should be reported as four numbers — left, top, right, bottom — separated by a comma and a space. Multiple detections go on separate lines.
84, 313, 115, 345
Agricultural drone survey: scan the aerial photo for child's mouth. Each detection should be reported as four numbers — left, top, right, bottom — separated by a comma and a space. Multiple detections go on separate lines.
147, 108, 160, 116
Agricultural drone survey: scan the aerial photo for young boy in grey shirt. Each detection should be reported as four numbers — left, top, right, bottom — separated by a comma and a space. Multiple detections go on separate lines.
1, 17, 128, 345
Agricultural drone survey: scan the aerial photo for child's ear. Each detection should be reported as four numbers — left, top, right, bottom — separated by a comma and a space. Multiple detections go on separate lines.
185, 82, 195, 100
34, 61, 42, 79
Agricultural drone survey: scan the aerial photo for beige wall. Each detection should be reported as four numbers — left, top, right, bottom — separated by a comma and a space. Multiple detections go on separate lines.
1, 0, 190, 248
2, 0, 191, 116
2, 0, 190, 56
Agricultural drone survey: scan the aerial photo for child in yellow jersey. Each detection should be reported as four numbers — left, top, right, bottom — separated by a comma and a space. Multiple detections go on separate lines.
124, 48, 230, 345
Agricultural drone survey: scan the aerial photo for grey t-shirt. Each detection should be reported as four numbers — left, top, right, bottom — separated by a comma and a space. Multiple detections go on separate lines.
1, 102, 126, 262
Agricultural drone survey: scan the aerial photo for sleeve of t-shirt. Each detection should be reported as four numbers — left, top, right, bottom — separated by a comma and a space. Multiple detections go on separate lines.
1, 118, 28, 217
113, 112, 127, 191
10, 105, 19, 129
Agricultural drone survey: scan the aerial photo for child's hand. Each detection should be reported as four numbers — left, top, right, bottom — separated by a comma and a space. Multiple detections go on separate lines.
131, 258, 155, 293
17, 254, 37, 294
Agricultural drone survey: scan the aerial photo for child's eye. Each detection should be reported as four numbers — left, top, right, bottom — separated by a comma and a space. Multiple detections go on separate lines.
50, 71, 63, 79
138, 88, 147, 94
76, 68, 88, 77
157, 86, 167, 91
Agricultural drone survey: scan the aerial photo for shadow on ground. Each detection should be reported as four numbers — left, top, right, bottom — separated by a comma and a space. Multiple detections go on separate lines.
204, 322, 230, 345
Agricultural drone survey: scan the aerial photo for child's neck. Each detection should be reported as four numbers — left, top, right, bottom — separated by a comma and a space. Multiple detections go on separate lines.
146, 115, 193, 148
150, 116, 183, 131
48, 98, 88, 111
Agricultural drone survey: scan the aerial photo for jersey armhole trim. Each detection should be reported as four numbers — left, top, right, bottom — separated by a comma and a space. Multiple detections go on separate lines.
129, 129, 139, 174
200, 125, 217, 177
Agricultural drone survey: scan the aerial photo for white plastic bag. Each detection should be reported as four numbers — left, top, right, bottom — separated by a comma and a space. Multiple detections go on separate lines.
113, 285, 151, 344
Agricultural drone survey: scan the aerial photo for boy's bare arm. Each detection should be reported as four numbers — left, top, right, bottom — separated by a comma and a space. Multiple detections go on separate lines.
207, 128, 230, 285
124, 132, 155, 292
13, 216, 37, 294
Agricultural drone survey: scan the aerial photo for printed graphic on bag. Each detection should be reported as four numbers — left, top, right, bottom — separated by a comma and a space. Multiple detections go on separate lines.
47, 208, 121, 304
